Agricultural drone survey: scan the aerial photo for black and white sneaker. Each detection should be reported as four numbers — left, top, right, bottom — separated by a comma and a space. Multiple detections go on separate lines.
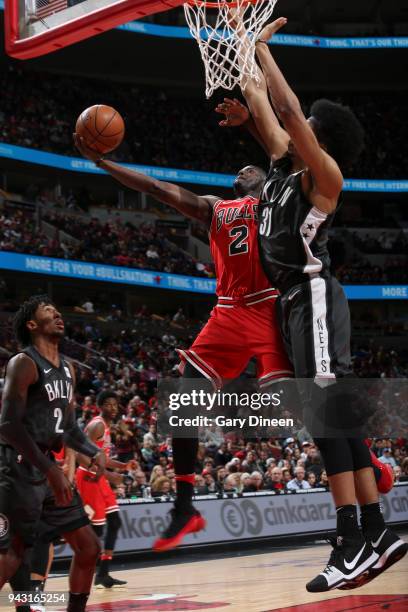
306, 536, 379, 593
338, 529, 408, 590
109, 576, 127, 587
95, 574, 127, 588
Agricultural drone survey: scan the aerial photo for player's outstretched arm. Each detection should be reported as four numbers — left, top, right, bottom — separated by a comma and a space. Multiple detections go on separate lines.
254, 27, 343, 212
73, 416, 108, 479
74, 134, 217, 226
62, 447, 76, 483
215, 98, 272, 156
243, 85, 289, 162
63, 418, 103, 468
106, 456, 136, 471
74, 410, 131, 476
226, 14, 289, 160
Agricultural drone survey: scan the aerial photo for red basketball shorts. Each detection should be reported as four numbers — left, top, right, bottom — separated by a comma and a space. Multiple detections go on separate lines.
178, 289, 293, 389
76, 468, 119, 525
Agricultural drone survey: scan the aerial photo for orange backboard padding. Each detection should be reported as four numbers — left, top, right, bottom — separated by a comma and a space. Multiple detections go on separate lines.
5, 0, 185, 59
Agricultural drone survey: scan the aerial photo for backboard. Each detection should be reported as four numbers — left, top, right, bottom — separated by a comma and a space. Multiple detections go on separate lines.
5, 0, 185, 59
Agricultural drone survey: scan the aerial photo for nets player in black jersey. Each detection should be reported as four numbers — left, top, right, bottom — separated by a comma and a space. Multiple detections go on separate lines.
0, 295, 107, 612
218, 15, 407, 593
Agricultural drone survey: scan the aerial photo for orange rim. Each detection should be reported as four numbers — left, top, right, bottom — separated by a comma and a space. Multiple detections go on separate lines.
186, 0, 258, 7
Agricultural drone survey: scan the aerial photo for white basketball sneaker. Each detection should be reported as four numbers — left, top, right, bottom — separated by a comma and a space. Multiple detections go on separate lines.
338, 528, 408, 590
306, 535, 379, 592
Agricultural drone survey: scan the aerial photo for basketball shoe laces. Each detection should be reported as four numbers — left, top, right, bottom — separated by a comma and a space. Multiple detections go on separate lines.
322, 537, 346, 575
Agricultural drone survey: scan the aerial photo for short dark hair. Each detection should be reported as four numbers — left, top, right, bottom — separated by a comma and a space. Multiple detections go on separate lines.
252, 165, 267, 180
13, 294, 54, 346
97, 390, 117, 408
310, 99, 365, 171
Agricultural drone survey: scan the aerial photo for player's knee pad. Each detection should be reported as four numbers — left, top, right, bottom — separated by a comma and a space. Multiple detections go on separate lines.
261, 378, 300, 427
91, 524, 104, 538
183, 362, 208, 380
30, 538, 50, 577
306, 377, 370, 440
106, 511, 122, 532
105, 512, 121, 550
172, 437, 199, 476
314, 438, 354, 477
172, 362, 210, 441
181, 362, 214, 402
8, 560, 31, 593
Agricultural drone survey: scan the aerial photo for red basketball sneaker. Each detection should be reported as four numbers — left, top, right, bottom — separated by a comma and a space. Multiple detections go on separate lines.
365, 440, 394, 494
153, 509, 206, 552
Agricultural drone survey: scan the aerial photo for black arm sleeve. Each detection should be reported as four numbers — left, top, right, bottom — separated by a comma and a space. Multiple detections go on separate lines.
63, 423, 100, 458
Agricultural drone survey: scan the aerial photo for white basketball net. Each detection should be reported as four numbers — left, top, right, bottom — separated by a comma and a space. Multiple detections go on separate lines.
184, 0, 277, 98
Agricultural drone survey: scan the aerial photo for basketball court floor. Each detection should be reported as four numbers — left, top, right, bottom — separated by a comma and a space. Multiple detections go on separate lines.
3, 533, 406, 612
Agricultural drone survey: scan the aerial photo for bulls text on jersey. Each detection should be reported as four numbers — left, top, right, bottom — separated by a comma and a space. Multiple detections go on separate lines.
209, 195, 272, 298
215, 202, 258, 232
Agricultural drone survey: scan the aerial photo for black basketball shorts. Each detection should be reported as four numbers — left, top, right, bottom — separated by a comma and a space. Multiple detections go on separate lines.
276, 276, 371, 437
0, 445, 89, 551
277, 275, 352, 380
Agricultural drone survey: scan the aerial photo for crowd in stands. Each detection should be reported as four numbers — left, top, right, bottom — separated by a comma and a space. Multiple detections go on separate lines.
352, 313, 407, 337
332, 228, 408, 284
336, 258, 408, 285
351, 232, 408, 255
1, 64, 407, 178
352, 344, 408, 379
0, 208, 215, 278
1, 308, 406, 500
3, 205, 408, 287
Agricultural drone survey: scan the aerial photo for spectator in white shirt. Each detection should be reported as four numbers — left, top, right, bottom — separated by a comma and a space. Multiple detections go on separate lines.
146, 244, 159, 259
286, 466, 311, 491
393, 465, 401, 483
203, 424, 224, 448
81, 300, 94, 313
379, 448, 397, 468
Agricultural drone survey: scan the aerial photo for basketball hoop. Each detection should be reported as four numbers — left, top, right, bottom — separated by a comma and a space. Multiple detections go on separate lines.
184, 0, 277, 98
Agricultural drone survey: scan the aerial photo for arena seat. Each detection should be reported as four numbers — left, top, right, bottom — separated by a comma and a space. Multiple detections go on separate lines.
310, 0, 379, 23
379, 0, 408, 23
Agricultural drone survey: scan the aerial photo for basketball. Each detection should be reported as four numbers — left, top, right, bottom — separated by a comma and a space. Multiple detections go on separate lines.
75, 104, 125, 154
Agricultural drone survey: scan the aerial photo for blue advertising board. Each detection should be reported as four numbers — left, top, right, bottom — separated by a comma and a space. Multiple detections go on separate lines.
1, 252, 407, 300
0, 1, 407, 49
1, 143, 408, 193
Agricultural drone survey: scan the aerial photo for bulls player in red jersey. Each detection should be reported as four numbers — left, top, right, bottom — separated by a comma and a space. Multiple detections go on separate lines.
74, 133, 293, 550
76, 390, 135, 588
